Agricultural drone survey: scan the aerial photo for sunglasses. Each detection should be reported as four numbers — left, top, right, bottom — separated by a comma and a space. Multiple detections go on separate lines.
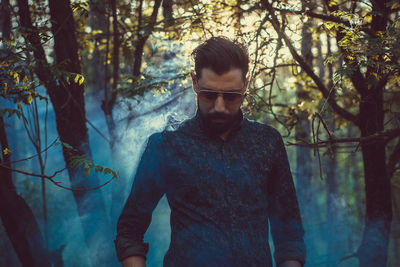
195, 85, 246, 104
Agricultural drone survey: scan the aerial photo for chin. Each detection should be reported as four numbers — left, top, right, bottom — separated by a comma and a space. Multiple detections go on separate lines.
206, 121, 231, 135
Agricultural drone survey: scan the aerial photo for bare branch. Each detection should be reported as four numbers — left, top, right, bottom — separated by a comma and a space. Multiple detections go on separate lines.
2, 137, 59, 165
263, 1, 360, 126
287, 128, 400, 148
273, 7, 375, 36
0, 164, 116, 191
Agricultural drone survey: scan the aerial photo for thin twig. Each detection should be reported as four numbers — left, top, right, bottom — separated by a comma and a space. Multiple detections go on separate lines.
288, 128, 400, 147
3, 136, 59, 164
0, 164, 116, 191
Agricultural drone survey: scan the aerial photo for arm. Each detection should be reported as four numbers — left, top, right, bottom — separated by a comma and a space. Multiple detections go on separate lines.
122, 255, 146, 267
267, 131, 306, 266
115, 133, 166, 263
278, 260, 302, 267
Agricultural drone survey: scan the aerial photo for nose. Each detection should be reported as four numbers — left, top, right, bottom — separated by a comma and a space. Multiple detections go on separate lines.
214, 94, 226, 112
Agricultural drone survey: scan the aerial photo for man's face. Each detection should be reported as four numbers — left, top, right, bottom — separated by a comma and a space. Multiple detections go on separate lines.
192, 68, 248, 135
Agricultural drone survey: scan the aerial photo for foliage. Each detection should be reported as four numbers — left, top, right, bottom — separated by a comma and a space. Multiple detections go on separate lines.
58, 141, 119, 179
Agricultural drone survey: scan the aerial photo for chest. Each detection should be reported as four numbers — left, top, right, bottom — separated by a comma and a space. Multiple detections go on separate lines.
163, 136, 275, 207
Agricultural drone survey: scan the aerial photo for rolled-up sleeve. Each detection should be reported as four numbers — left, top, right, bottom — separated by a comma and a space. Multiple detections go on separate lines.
114, 133, 166, 261
267, 131, 306, 266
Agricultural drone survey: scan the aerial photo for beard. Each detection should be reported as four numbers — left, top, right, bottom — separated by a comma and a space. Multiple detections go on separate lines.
198, 106, 241, 136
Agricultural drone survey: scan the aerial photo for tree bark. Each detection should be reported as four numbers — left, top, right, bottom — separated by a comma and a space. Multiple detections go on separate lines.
295, 0, 313, 229
89, 0, 108, 100
357, 85, 392, 266
132, 0, 162, 76
0, 117, 51, 267
47, 0, 116, 265
162, 0, 174, 28
1, 1, 50, 265
106, 0, 123, 226
15, 0, 116, 264
356, 1, 392, 265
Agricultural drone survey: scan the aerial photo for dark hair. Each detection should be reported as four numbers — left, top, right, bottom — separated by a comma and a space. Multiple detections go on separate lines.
191, 36, 249, 82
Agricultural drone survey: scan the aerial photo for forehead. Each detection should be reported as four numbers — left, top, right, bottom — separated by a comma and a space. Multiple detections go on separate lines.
198, 68, 244, 91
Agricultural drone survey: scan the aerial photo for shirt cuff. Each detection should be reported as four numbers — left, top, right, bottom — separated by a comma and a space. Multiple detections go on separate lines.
114, 237, 149, 261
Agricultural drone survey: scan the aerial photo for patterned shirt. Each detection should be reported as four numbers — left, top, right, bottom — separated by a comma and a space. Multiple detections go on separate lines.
115, 109, 306, 266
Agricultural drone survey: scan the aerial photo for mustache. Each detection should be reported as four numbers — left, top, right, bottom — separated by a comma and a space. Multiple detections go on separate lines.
206, 112, 232, 120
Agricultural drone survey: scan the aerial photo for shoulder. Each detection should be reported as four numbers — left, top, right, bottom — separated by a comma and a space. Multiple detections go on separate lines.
160, 115, 200, 141
145, 117, 195, 150
242, 118, 282, 141
145, 131, 166, 152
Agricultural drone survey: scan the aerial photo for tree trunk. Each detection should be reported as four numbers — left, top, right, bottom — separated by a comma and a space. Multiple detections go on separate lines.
325, 118, 341, 267
106, 0, 123, 226
0, 117, 51, 267
357, 87, 392, 266
356, 1, 392, 265
89, 0, 108, 100
132, 0, 162, 76
162, 0, 174, 28
0, 1, 50, 265
47, 0, 116, 265
295, 0, 313, 227
346, 126, 364, 250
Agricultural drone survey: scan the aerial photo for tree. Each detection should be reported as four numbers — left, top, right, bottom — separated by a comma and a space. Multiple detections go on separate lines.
260, 0, 400, 265
0, 118, 51, 267
16, 0, 116, 265
0, 1, 50, 265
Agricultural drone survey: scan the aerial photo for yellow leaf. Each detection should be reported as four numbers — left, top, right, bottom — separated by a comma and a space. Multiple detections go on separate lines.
392, 1, 400, 9
74, 74, 80, 83
328, 0, 338, 7
27, 94, 33, 104
4, 83, 8, 93
365, 15, 372, 24
13, 72, 19, 83
3, 148, 11, 155
18, 102, 22, 109
324, 22, 335, 30
79, 76, 84, 85
92, 30, 103, 35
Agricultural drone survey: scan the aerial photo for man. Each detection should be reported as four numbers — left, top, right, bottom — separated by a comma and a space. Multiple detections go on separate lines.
115, 37, 306, 267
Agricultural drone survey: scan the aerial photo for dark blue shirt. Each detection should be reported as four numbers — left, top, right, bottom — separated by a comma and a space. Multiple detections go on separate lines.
115, 110, 306, 266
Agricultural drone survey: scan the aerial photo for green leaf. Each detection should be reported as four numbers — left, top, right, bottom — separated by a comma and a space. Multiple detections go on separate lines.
61, 142, 74, 150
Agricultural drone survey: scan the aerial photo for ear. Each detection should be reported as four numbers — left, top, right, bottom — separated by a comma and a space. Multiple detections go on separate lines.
244, 76, 249, 92
191, 72, 197, 93
240, 76, 250, 106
